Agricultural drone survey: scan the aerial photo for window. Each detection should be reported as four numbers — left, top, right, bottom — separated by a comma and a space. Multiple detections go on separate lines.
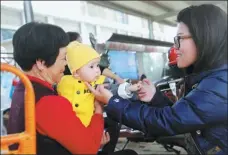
128, 14, 148, 29
153, 21, 177, 42
1, 8, 23, 27
129, 32, 142, 37
108, 50, 139, 80
85, 24, 96, 35
142, 33, 149, 38
98, 27, 116, 43
1, 1, 23, 10
87, 3, 118, 22
82, 23, 96, 45
117, 30, 127, 35
80, 1, 87, 16
141, 18, 149, 29
142, 52, 167, 82
116, 11, 128, 24
1, 28, 16, 41
34, 14, 47, 23
32, 1, 82, 19
128, 14, 142, 29
153, 22, 160, 32
163, 25, 177, 42
87, 3, 101, 18
54, 18, 80, 32
104, 8, 117, 22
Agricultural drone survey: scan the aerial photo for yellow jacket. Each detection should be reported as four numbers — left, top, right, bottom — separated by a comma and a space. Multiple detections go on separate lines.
57, 75, 106, 127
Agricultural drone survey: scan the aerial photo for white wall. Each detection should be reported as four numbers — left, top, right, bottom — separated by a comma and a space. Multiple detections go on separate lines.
1, 1, 151, 45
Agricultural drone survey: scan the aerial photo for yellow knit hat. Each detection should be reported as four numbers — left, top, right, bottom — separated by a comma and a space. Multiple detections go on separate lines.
66, 41, 100, 74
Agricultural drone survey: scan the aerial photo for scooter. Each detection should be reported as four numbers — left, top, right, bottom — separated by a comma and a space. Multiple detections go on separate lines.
118, 47, 188, 155
1, 63, 36, 154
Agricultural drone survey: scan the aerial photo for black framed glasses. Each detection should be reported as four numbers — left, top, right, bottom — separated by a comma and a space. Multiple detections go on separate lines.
174, 35, 192, 49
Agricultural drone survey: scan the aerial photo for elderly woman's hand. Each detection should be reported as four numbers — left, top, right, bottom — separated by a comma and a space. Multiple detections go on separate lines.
94, 100, 104, 114
137, 79, 156, 102
85, 83, 113, 104
100, 131, 110, 147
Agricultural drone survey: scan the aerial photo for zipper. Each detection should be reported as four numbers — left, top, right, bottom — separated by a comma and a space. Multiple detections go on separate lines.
191, 134, 204, 155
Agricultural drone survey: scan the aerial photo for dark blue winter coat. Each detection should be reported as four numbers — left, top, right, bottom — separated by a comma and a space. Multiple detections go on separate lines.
106, 64, 227, 155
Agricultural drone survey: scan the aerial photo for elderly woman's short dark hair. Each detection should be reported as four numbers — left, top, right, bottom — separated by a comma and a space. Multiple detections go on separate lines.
177, 4, 227, 73
13, 22, 69, 71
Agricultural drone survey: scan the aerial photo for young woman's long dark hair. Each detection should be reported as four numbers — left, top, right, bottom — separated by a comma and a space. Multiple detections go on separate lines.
177, 4, 227, 74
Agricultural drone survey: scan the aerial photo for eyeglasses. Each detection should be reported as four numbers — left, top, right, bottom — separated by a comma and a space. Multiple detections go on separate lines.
174, 35, 192, 49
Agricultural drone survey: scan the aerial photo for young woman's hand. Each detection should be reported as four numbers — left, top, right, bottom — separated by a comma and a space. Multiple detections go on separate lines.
137, 79, 156, 102
85, 83, 113, 104
127, 83, 142, 92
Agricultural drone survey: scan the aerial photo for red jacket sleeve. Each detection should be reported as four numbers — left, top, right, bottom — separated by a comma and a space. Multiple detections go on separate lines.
35, 95, 104, 154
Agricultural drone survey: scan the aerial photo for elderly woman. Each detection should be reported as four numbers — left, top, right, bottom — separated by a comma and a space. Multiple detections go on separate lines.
88, 4, 227, 155
7, 22, 137, 155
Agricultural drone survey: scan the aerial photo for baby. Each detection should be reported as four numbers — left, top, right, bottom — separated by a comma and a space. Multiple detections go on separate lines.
57, 41, 141, 127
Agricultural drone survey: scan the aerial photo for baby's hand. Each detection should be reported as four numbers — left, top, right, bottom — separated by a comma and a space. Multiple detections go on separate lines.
127, 83, 142, 92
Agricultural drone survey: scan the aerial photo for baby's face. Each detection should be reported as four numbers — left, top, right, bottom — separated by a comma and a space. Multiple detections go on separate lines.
75, 58, 101, 82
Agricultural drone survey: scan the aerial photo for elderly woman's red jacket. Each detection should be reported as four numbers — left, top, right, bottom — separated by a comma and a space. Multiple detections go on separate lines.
7, 75, 104, 155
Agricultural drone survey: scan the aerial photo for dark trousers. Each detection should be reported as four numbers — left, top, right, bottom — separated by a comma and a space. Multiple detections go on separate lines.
99, 109, 138, 155
98, 149, 138, 155
101, 114, 121, 154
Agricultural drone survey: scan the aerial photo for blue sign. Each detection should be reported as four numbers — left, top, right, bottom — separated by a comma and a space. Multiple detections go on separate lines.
108, 50, 138, 79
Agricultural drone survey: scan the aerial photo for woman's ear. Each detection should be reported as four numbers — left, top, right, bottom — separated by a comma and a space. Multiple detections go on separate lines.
36, 59, 46, 71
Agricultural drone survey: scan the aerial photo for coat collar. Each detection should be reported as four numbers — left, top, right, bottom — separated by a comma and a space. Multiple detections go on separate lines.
185, 64, 228, 88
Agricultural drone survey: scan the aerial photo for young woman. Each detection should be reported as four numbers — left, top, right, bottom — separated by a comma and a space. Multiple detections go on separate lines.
88, 4, 227, 155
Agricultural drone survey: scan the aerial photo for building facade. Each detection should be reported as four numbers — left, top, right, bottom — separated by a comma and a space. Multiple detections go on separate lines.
1, 1, 176, 81
1, 1, 177, 45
